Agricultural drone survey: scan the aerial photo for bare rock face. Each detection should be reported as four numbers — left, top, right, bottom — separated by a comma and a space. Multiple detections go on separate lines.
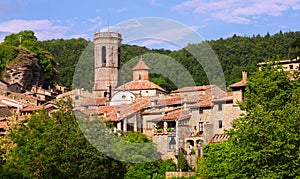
4, 47, 45, 90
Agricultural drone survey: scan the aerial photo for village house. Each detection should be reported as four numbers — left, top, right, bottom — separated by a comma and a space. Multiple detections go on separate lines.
73, 31, 248, 161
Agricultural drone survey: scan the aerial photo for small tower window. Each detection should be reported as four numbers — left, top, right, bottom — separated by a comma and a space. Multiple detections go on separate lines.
101, 46, 106, 66
289, 65, 293, 70
118, 47, 121, 66
218, 120, 222, 128
138, 74, 141, 80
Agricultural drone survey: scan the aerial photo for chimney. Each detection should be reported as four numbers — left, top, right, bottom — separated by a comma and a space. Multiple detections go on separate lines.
242, 70, 247, 81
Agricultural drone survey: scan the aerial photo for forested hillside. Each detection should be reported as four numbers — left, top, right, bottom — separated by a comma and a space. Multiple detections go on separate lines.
1, 30, 300, 90
38, 31, 300, 90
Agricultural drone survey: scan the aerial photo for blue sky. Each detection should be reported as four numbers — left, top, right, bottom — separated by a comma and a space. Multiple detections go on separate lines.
0, 0, 300, 49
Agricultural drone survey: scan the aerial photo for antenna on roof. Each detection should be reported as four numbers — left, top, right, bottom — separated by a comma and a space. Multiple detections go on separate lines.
107, 12, 111, 32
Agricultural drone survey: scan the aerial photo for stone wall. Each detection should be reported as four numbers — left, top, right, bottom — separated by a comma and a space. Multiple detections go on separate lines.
165, 172, 195, 179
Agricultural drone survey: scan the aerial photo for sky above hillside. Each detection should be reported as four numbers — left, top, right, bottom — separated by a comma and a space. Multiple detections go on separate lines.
0, 0, 300, 49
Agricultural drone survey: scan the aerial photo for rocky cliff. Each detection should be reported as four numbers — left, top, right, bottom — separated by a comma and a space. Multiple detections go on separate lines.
3, 47, 58, 90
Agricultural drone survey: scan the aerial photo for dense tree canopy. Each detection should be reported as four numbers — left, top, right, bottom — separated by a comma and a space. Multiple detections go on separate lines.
0, 98, 177, 178
0, 98, 127, 178
37, 31, 300, 90
198, 61, 300, 178
2, 30, 300, 90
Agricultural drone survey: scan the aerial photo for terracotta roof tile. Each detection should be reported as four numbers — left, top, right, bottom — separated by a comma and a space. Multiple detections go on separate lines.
171, 85, 214, 93
213, 92, 233, 102
21, 103, 57, 112
162, 110, 191, 121
97, 97, 151, 121
115, 80, 166, 92
81, 97, 107, 106
0, 121, 8, 128
189, 95, 213, 108
0, 107, 12, 117
132, 60, 150, 71
229, 80, 247, 88
147, 108, 190, 122
22, 105, 44, 112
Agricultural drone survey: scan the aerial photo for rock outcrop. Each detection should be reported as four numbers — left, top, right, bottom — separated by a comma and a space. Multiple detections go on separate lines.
3, 47, 58, 90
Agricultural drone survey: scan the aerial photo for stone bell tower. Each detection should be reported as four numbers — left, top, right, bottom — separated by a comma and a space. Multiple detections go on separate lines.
94, 31, 122, 97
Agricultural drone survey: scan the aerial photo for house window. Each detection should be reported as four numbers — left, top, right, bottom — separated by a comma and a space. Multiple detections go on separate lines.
138, 74, 141, 80
168, 136, 176, 150
199, 122, 204, 132
218, 120, 222, 128
199, 108, 203, 114
180, 119, 188, 126
218, 103, 222, 111
290, 65, 293, 70
146, 121, 152, 129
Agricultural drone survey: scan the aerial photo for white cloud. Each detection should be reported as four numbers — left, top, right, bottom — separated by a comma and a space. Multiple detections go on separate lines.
0, 19, 69, 41
172, 0, 300, 24
111, 8, 128, 13
88, 16, 102, 23
148, 0, 161, 6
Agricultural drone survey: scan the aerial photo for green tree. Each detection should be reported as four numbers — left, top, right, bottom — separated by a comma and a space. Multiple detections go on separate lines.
198, 62, 300, 178
0, 98, 126, 178
197, 142, 233, 178
226, 62, 300, 178
177, 150, 188, 172
122, 132, 176, 179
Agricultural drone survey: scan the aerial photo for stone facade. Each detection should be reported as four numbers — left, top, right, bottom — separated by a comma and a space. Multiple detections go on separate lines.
94, 32, 122, 96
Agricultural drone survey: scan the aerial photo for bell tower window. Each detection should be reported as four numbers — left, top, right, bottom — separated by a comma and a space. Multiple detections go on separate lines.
101, 46, 106, 66
138, 74, 141, 80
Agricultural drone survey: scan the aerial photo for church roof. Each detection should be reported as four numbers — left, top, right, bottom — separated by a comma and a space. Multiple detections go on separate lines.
132, 60, 150, 71
97, 97, 151, 121
115, 80, 166, 92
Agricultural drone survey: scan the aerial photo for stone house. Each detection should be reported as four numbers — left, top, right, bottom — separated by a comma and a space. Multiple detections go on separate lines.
257, 56, 300, 72
0, 80, 8, 95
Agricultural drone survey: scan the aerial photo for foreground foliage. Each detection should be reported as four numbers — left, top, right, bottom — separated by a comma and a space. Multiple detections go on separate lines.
0, 98, 126, 178
0, 98, 176, 178
198, 62, 300, 178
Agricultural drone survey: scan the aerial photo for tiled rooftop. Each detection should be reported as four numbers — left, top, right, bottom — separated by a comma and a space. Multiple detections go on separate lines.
171, 85, 214, 93
228, 80, 247, 88
80, 97, 107, 106
132, 60, 151, 71
115, 80, 166, 92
